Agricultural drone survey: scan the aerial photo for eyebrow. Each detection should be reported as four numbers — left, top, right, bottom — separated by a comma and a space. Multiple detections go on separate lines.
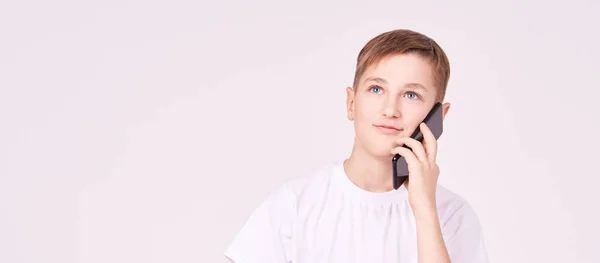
363, 76, 428, 91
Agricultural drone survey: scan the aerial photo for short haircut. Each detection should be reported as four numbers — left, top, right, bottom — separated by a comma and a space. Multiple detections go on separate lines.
353, 29, 451, 101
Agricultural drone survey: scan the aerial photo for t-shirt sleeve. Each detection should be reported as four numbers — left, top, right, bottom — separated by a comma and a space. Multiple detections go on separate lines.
441, 201, 489, 263
224, 184, 296, 263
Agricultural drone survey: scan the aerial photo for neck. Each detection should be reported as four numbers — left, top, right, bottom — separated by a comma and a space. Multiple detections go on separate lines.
344, 143, 394, 193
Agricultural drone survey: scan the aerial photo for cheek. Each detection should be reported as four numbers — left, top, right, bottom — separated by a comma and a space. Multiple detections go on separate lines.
401, 105, 429, 129
354, 96, 379, 121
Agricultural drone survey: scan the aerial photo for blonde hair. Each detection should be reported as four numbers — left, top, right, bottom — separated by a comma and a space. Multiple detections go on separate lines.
353, 29, 451, 101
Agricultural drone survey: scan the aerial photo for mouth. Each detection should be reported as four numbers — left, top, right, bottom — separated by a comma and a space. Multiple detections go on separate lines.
373, 124, 403, 134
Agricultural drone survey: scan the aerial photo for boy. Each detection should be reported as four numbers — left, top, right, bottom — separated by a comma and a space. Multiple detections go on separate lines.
224, 29, 488, 263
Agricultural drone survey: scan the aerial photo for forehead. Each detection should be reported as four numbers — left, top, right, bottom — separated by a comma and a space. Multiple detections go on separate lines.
360, 53, 436, 89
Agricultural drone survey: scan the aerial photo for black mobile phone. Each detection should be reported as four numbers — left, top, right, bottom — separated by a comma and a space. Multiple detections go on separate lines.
392, 102, 444, 190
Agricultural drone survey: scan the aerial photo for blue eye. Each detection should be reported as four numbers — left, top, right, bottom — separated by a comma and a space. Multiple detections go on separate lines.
404, 91, 420, 100
369, 85, 383, 94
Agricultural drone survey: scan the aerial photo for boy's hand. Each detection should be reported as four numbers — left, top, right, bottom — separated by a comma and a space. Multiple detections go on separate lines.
391, 122, 440, 211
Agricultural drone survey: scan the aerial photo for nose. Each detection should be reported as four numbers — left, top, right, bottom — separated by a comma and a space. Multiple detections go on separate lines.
382, 96, 401, 118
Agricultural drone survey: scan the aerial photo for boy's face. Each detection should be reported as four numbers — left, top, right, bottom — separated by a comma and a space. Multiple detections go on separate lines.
346, 53, 451, 158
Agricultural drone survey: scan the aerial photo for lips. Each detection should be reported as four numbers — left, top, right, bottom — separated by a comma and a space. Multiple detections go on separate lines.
374, 124, 403, 134
374, 124, 402, 131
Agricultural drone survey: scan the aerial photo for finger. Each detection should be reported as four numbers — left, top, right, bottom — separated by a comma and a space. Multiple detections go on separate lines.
419, 122, 438, 163
395, 136, 428, 165
391, 146, 421, 170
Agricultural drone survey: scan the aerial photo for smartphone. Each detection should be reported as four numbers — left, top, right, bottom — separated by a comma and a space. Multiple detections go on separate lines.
392, 102, 444, 190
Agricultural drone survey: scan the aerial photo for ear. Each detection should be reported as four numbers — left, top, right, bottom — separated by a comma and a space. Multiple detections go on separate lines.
441, 102, 451, 120
346, 86, 355, 121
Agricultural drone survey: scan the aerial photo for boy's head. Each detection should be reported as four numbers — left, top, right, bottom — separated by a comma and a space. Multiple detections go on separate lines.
346, 29, 452, 158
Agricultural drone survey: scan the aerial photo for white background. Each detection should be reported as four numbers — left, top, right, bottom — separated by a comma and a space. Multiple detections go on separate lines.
1, 0, 599, 262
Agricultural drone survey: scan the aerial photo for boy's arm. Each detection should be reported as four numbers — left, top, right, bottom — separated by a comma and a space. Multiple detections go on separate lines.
412, 197, 488, 263
393, 123, 487, 263
393, 123, 452, 262
413, 202, 452, 263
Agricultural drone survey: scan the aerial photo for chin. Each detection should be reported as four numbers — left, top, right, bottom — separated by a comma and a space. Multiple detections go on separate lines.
373, 150, 395, 159
355, 134, 396, 159
364, 144, 395, 159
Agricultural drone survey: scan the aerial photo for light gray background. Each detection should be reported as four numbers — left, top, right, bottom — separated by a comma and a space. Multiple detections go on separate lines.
1, 0, 599, 262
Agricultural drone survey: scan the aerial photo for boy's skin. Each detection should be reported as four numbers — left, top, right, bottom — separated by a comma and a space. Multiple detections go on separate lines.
344, 52, 453, 263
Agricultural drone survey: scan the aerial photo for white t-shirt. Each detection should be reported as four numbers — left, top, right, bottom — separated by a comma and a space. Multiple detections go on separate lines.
224, 161, 488, 263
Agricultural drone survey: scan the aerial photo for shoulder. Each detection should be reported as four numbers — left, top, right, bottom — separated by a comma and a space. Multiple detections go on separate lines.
435, 184, 469, 211
434, 185, 482, 226
235, 162, 339, 222
224, 162, 339, 263
434, 185, 489, 261
282, 162, 338, 194
271, 162, 339, 208
434, 185, 486, 242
